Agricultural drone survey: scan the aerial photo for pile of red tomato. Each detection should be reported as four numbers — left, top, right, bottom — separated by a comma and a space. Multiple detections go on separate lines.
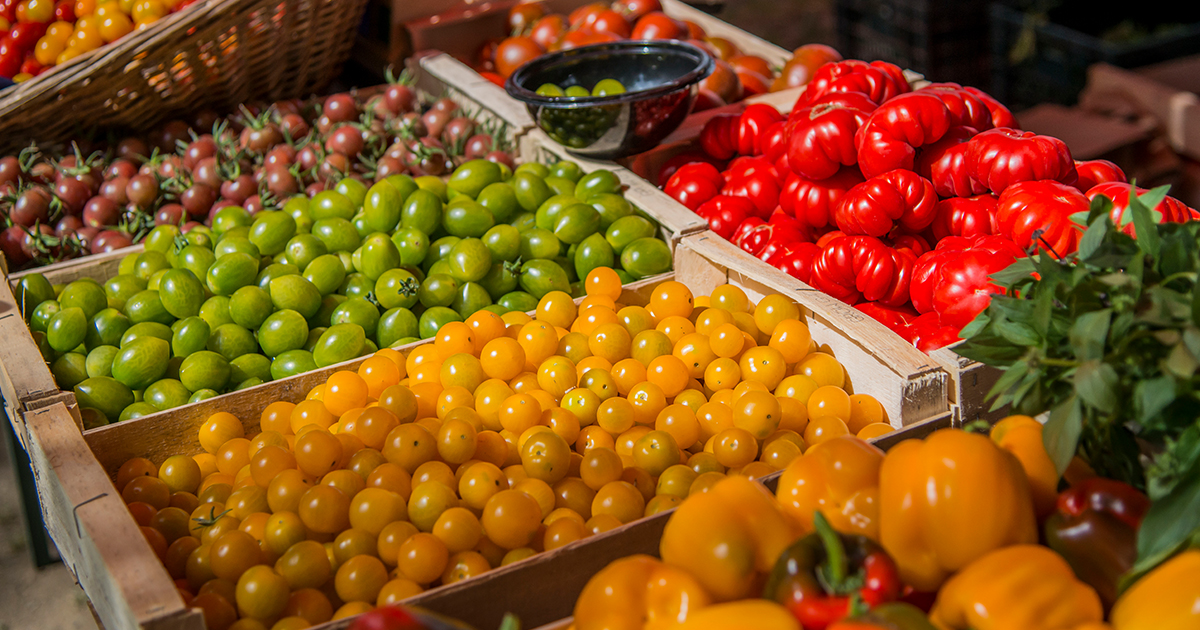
0, 0, 188, 80
663, 58, 1200, 351
479, 0, 841, 111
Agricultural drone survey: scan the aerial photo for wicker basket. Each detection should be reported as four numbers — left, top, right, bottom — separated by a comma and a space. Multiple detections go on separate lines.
0, 0, 369, 152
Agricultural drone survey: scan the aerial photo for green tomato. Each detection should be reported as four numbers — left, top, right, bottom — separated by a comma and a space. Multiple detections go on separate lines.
303, 254, 348, 296
575, 170, 622, 202
515, 163, 549, 178
543, 176, 576, 197
212, 206, 252, 235
392, 227, 430, 267
144, 378, 192, 411
375, 269, 420, 310
479, 262, 519, 299
285, 234, 329, 270
477, 182, 519, 224
358, 233, 402, 281
124, 290, 175, 326
549, 161, 583, 182
446, 238, 492, 283
518, 259, 570, 299
605, 215, 657, 254
171, 316, 210, 357
335, 178, 368, 210
536, 83, 564, 96
104, 274, 147, 312
553, 203, 602, 245
452, 282, 493, 319
510, 171, 553, 214
74, 376, 134, 423
268, 275, 322, 320
619, 237, 673, 279
256, 263, 301, 291
497, 291, 538, 313
229, 353, 273, 385
425, 236, 461, 271
189, 389, 219, 403
564, 85, 590, 97
228, 286, 274, 330
312, 218, 361, 253
199, 296, 234, 330
384, 174, 419, 202
448, 159, 503, 199
377, 307, 419, 348
339, 273, 374, 301
443, 197, 496, 238
59, 280, 108, 319
206, 252, 260, 296
590, 193, 634, 228
214, 235, 260, 259
257, 309, 309, 358
520, 228, 562, 260
364, 179, 404, 234
158, 269, 205, 319
401, 189, 444, 236
510, 212, 537, 233
574, 233, 616, 281
415, 175, 448, 201
330, 298, 381, 339
418, 274, 459, 309
249, 211, 297, 257
537, 197, 579, 233
271, 349, 317, 380
308, 294, 346, 329
207, 323, 257, 361
51, 352, 89, 391
29, 300, 60, 334
111, 336, 169, 390
418, 306, 462, 339
120, 322, 173, 347
175, 246, 216, 290
483, 224, 521, 262
179, 351, 231, 393
311, 190, 357, 221
16, 272, 55, 319
312, 323, 367, 368
591, 78, 626, 96
85, 345, 119, 378
85, 308, 132, 351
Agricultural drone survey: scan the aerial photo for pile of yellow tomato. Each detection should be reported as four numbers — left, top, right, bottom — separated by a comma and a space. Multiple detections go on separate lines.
112, 269, 892, 630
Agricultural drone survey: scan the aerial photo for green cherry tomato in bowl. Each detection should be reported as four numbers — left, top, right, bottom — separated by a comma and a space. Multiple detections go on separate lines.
536, 83, 565, 96
564, 85, 590, 97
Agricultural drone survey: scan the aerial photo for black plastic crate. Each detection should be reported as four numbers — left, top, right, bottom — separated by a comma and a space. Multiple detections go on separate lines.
991, 3, 1200, 110
836, 0, 993, 87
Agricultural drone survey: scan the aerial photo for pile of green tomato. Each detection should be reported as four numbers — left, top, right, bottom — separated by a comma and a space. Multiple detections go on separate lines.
536, 78, 628, 98
15, 158, 673, 428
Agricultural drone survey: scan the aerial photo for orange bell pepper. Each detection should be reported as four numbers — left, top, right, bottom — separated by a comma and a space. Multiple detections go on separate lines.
675, 600, 801, 630
660, 475, 800, 602
775, 435, 885, 540
574, 554, 711, 630
879, 428, 1037, 591
990, 414, 1059, 519
929, 545, 1104, 630
1111, 550, 1200, 630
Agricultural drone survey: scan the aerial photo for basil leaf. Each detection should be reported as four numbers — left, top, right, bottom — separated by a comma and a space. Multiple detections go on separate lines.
1074, 360, 1118, 413
1068, 309, 1111, 361
1128, 457, 1200, 592
1043, 395, 1082, 476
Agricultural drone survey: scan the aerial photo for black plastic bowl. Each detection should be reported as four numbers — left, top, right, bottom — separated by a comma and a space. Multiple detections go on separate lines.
506, 40, 714, 159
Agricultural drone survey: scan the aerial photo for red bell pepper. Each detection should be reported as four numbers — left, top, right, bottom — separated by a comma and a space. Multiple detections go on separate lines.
1073, 159, 1126, 191
1086, 181, 1199, 236
811, 235, 914, 307
929, 194, 998, 241
854, 91, 956, 178
835, 169, 938, 237
696, 195, 756, 240
1044, 478, 1149, 608
781, 167, 865, 231
917, 83, 996, 133
786, 91, 878, 180
798, 59, 911, 107
722, 155, 782, 218
855, 302, 918, 342
663, 162, 723, 210
995, 180, 1088, 256
764, 512, 903, 630
963, 86, 1019, 129
966, 127, 1078, 194
913, 125, 986, 198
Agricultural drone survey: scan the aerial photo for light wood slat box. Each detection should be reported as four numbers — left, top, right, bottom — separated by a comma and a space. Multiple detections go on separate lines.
621, 84, 1004, 426
17, 233, 950, 630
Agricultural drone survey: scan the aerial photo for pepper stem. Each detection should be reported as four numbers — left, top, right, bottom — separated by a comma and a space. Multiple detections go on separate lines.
814, 511, 848, 587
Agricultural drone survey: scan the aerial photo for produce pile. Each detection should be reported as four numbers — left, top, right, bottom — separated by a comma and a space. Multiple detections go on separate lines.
565, 423, 1177, 630
480, 0, 841, 110
112, 278, 891, 628
0, 0, 187, 80
662, 59, 1199, 351
16, 150, 674, 428
0, 74, 516, 270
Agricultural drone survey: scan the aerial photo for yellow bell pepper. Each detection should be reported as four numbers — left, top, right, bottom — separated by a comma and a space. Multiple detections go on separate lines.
929, 545, 1103, 629
775, 435, 884, 540
1111, 550, 1200, 630
991, 414, 1060, 519
880, 429, 1038, 591
660, 475, 800, 602
574, 554, 711, 630
675, 600, 800, 630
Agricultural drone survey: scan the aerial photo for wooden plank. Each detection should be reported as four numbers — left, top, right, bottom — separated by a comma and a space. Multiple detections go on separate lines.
23, 402, 204, 630
677, 233, 948, 426
0, 276, 60, 421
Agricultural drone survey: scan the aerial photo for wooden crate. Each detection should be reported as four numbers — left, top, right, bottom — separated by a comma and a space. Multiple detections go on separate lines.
621, 85, 1003, 424
21, 229, 949, 630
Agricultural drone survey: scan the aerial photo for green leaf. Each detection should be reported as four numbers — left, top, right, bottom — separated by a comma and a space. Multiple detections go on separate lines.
1068, 309, 1112, 361
1043, 395, 1083, 476
1077, 213, 1109, 261
1085, 193, 1113, 224
986, 361, 1030, 409
958, 313, 990, 340
995, 318, 1041, 346
1129, 186, 1163, 258
1136, 375, 1177, 424
1032, 284, 1054, 338
1074, 360, 1119, 413
989, 258, 1037, 288
1128, 457, 1200, 592
1164, 342, 1200, 379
